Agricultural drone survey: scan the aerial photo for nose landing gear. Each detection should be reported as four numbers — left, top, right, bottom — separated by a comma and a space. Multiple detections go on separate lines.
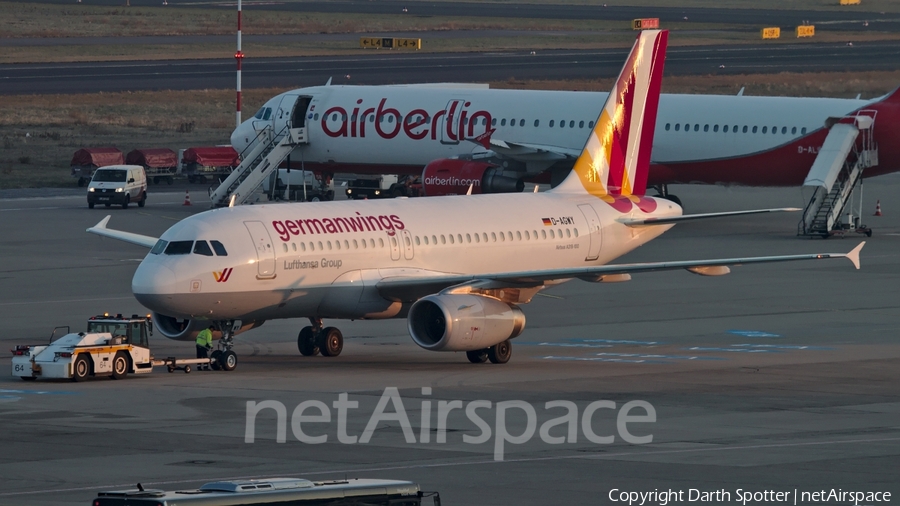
297, 318, 344, 357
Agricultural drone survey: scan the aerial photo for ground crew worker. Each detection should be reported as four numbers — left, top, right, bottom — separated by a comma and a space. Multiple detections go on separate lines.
196, 325, 214, 370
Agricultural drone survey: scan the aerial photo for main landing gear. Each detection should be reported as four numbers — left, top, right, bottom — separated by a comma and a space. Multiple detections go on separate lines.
654, 184, 682, 207
297, 318, 344, 357
465, 339, 512, 365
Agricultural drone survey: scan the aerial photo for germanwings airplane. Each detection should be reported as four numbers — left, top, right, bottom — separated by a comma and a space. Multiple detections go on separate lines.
230, 61, 900, 201
90, 30, 863, 365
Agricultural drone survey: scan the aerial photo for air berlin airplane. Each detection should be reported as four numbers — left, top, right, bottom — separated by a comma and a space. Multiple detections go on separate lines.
91, 30, 862, 365
231, 61, 899, 201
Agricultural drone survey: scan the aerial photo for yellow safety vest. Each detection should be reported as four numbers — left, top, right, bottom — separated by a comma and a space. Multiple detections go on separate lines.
196, 328, 212, 347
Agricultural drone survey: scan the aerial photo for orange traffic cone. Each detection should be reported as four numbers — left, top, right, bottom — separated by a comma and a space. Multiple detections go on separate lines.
874, 200, 882, 216
183, 190, 192, 206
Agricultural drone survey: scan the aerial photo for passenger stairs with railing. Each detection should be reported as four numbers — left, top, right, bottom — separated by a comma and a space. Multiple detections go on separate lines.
798, 112, 877, 238
209, 125, 307, 208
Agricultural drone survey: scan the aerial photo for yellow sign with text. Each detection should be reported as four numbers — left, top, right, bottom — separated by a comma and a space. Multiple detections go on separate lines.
761, 27, 781, 39
796, 25, 815, 37
360, 37, 421, 50
840, 0, 860, 5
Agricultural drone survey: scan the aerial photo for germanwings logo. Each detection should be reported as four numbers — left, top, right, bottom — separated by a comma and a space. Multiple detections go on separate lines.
213, 268, 233, 283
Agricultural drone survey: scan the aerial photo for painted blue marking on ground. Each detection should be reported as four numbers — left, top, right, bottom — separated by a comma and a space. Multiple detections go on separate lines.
727, 330, 781, 338
685, 347, 776, 353
526, 342, 614, 348
732, 343, 833, 351
579, 339, 663, 345
0, 389, 79, 396
542, 355, 669, 364
595, 352, 725, 361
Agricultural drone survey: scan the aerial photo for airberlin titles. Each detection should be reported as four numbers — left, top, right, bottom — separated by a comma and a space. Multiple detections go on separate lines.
321, 98, 491, 141
272, 212, 406, 242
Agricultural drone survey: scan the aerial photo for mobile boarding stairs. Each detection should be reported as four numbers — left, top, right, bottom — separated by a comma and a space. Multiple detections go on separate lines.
208, 125, 308, 208
797, 112, 878, 238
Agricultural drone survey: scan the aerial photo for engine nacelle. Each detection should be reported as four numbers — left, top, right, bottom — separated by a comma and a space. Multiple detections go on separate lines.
407, 294, 526, 352
422, 159, 524, 196
152, 312, 264, 341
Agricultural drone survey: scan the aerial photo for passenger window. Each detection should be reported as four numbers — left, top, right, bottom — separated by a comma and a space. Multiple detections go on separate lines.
723, 125, 728, 133
310, 242, 315, 251
422, 236, 427, 245
520, 119, 525, 127
781, 127, 787, 134
292, 243, 297, 252
491, 232, 497, 242
589, 121, 594, 128
344, 240, 349, 249
391, 237, 398, 248
318, 241, 324, 250
301, 242, 307, 252
752, 126, 758, 133
474, 234, 480, 243
579, 121, 585, 128
573, 228, 579, 237
150, 239, 168, 255
762, 126, 767, 134
516, 231, 522, 240
165, 241, 193, 255
743, 126, 748, 133
353, 239, 358, 249
524, 230, 530, 240
457, 234, 463, 243
441, 235, 446, 244
675, 124, 680, 131
379, 238, 384, 248
501, 119, 507, 126
449, 234, 455, 244
569, 121, 575, 128
694, 124, 699, 132
499, 231, 505, 241
511, 118, 516, 126
466, 233, 471, 243
550, 229, 556, 239
542, 229, 547, 239
791, 127, 797, 134
282, 244, 288, 253
549, 120, 555, 127
193, 241, 214, 256
404, 236, 411, 247
665, 123, 670, 131
713, 125, 719, 132
432, 235, 437, 244
566, 229, 571, 238
491, 118, 497, 126
335, 241, 341, 250
360, 239, 366, 249
534, 120, 539, 127
327, 241, 333, 250
704, 124, 709, 132
685, 124, 690, 131
801, 127, 807, 134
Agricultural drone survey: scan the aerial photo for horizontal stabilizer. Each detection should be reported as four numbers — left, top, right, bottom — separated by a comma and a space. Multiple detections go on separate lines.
620, 207, 801, 227
86, 216, 158, 249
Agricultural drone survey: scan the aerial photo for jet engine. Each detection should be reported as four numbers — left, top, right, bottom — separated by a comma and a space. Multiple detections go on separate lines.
152, 312, 264, 341
422, 159, 524, 196
407, 294, 526, 352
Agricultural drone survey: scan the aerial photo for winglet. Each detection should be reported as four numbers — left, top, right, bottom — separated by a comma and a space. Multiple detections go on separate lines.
89, 215, 112, 232
845, 241, 865, 270
473, 128, 496, 150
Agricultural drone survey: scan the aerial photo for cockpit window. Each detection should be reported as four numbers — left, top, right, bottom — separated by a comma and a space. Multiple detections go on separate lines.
254, 107, 265, 119
210, 240, 228, 256
164, 241, 193, 255
150, 239, 168, 255
193, 241, 214, 256
262, 108, 272, 121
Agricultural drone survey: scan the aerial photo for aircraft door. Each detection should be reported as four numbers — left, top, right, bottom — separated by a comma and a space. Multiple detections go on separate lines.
577, 204, 602, 261
439, 99, 466, 145
244, 221, 277, 278
401, 229, 414, 260
274, 93, 299, 132
389, 233, 401, 261
292, 96, 312, 129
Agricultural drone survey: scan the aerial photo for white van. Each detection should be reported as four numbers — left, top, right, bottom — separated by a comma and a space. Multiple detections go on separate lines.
87, 165, 147, 209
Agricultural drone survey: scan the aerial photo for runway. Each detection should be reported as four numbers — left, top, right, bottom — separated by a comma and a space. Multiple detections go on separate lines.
0, 179, 898, 505
3, 41, 900, 95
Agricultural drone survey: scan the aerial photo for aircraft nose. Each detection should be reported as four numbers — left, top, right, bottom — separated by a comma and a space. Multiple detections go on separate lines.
132, 261, 178, 312
230, 120, 253, 153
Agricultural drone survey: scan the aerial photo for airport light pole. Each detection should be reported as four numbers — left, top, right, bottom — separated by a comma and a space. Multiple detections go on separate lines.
236, 0, 243, 128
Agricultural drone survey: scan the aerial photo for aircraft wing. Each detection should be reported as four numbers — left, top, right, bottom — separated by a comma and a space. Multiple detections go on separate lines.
488, 138, 581, 162
86, 216, 159, 248
376, 243, 864, 302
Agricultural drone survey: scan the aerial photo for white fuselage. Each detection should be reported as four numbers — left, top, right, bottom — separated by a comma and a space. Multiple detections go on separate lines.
133, 192, 679, 323
231, 85, 875, 178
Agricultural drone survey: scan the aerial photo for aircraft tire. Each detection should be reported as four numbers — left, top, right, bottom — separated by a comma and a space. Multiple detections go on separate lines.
298, 327, 319, 356
487, 340, 512, 364
318, 327, 343, 357
219, 350, 238, 371
210, 350, 222, 370
466, 349, 489, 364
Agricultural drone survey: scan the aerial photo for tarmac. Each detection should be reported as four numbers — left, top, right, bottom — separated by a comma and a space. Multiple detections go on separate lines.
0, 179, 898, 505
